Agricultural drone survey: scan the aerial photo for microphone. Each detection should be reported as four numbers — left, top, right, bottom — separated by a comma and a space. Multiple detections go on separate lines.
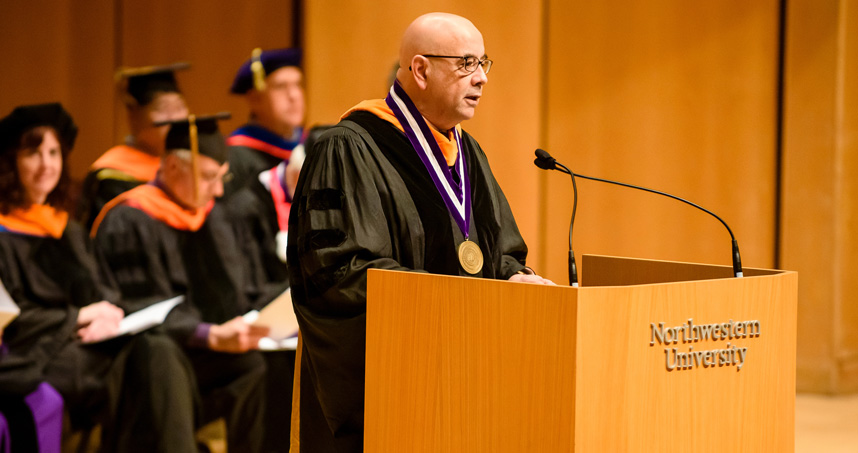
534, 149, 579, 286
534, 148, 743, 281
534, 148, 557, 170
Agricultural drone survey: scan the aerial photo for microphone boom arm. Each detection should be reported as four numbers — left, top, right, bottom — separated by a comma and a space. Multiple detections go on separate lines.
535, 149, 743, 278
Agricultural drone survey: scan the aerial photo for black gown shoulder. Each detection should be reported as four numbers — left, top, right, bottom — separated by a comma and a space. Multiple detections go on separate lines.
0, 221, 112, 396
224, 145, 283, 198
76, 169, 144, 230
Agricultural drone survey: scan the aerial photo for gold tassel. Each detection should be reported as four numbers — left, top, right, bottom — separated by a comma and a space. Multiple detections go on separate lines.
251, 48, 267, 91
189, 114, 200, 206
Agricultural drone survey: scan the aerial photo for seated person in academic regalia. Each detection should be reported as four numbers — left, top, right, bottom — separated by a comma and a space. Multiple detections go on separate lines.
224, 49, 330, 452
225, 125, 333, 299
76, 63, 191, 230
92, 113, 270, 453
221, 46, 311, 323
223, 48, 335, 300
224, 123, 332, 453
0, 103, 201, 453
224, 47, 306, 200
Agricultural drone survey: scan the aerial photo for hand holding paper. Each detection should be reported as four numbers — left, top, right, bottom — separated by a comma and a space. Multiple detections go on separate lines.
208, 317, 270, 353
82, 295, 184, 343
0, 279, 20, 345
243, 288, 300, 350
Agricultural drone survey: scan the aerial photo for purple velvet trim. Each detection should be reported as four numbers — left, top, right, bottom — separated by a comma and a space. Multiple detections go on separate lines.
24, 383, 63, 453
188, 323, 212, 349
0, 412, 9, 453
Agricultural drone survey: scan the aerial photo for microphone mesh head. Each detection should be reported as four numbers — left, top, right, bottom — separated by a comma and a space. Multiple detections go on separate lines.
534, 149, 556, 170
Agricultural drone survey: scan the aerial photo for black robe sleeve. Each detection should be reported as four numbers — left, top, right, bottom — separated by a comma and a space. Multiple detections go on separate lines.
222, 181, 290, 310
93, 206, 202, 343
75, 170, 143, 230
287, 122, 430, 436
223, 145, 282, 199
0, 222, 113, 396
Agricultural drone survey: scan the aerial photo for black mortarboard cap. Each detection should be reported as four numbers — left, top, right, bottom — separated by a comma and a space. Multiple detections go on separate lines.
116, 62, 190, 106
0, 103, 78, 156
157, 112, 231, 164
230, 48, 302, 94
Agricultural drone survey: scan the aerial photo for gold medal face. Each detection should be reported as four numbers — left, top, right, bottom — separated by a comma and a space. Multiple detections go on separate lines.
458, 240, 484, 275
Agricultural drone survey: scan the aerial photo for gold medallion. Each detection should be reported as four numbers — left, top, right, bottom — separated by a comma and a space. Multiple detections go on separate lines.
458, 239, 484, 275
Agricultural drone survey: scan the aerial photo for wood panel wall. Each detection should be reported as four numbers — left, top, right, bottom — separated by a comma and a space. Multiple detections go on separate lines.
781, 0, 858, 393
0, 1, 118, 180
0, 0, 296, 180
543, 1, 780, 283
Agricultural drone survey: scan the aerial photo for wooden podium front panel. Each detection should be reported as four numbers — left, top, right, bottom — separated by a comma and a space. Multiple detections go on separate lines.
574, 271, 797, 452
366, 270, 578, 452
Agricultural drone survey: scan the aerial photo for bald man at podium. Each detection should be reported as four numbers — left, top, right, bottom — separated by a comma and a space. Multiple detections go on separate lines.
287, 12, 552, 452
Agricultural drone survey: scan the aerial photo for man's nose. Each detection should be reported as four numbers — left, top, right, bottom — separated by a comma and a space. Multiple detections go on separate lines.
473, 65, 488, 86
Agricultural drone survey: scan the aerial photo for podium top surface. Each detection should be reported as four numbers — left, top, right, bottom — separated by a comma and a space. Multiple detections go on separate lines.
580, 254, 792, 288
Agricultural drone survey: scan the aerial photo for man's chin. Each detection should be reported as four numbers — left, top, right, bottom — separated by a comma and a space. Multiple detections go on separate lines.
277, 115, 304, 130
458, 108, 476, 123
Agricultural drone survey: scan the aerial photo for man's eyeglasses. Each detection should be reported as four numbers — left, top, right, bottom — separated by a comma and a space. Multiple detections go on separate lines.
422, 55, 493, 74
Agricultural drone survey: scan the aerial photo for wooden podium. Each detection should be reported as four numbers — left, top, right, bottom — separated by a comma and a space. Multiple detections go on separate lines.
365, 255, 797, 452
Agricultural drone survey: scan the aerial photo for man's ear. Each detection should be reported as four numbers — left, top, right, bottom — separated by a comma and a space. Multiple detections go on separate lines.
161, 153, 180, 176
411, 55, 430, 90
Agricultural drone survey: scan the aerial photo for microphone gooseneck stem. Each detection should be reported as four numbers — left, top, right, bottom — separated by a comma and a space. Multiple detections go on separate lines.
555, 162, 579, 287
568, 251, 579, 288
732, 239, 743, 278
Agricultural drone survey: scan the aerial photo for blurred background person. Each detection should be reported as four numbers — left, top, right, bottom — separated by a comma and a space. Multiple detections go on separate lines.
224, 47, 333, 452
77, 63, 190, 230
225, 47, 305, 199
92, 113, 270, 453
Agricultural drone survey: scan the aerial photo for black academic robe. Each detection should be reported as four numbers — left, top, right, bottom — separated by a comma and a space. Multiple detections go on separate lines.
222, 141, 293, 295
222, 125, 307, 297
224, 178, 291, 306
287, 111, 529, 451
222, 142, 299, 453
224, 145, 285, 199
0, 221, 111, 399
94, 201, 268, 453
227, 181, 301, 453
0, 221, 200, 452
94, 203, 258, 333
